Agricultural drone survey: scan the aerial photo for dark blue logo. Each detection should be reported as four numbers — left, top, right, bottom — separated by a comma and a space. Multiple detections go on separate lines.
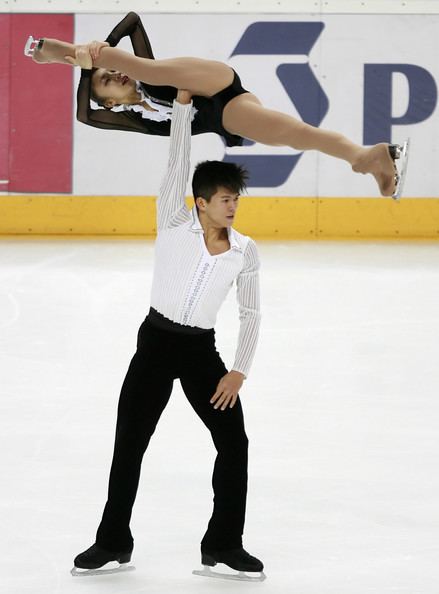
224, 22, 438, 188
223, 22, 328, 187
363, 64, 437, 144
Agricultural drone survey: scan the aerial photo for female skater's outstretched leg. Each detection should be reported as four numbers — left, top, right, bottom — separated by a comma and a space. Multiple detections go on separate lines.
93, 47, 234, 96
32, 38, 77, 65
222, 94, 396, 197
32, 40, 396, 196
91, 47, 398, 196
33, 41, 234, 96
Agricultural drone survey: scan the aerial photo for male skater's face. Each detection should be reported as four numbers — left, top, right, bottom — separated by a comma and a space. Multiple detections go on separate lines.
197, 186, 240, 228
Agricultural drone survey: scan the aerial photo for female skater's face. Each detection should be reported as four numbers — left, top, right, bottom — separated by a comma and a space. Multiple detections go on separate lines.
91, 68, 138, 107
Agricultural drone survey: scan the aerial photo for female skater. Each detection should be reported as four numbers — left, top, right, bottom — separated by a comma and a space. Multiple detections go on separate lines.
26, 12, 401, 197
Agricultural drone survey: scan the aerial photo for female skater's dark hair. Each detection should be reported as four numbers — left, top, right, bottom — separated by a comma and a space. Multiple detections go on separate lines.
192, 161, 248, 202
89, 68, 109, 108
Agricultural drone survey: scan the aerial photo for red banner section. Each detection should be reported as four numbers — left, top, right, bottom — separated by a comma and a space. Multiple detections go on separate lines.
0, 15, 10, 192
8, 14, 74, 193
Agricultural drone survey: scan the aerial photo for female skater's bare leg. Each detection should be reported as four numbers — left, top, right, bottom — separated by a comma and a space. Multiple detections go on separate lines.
32, 38, 77, 65
223, 94, 396, 197
32, 39, 396, 195
93, 47, 234, 96
33, 41, 234, 96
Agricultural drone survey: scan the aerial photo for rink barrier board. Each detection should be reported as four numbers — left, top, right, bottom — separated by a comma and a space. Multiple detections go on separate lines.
1, 196, 439, 239
2, 13, 74, 193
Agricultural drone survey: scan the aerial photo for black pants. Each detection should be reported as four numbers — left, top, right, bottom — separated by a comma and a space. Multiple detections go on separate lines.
95, 316, 248, 552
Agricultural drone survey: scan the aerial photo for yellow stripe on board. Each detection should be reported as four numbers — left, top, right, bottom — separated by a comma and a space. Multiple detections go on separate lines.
1, 195, 439, 239
317, 198, 439, 239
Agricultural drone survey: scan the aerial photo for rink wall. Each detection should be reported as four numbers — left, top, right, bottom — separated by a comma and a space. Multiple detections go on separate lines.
1, 1, 439, 238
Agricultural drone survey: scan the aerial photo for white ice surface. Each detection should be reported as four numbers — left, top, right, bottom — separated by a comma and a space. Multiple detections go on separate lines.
1, 238, 438, 593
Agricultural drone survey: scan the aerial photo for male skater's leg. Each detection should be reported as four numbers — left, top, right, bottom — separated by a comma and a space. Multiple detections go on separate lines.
179, 332, 263, 573
74, 320, 174, 568
179, 338, 248, 551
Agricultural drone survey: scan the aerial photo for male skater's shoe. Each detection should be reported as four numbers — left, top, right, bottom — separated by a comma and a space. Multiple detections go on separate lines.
71, 543, 133, 576
193, 546, 266, 581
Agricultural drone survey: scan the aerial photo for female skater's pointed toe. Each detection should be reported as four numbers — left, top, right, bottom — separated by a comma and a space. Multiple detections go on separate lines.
352, 143, 397, 197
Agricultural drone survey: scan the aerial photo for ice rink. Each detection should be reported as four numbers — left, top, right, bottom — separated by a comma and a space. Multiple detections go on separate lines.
1, 238, 438, 594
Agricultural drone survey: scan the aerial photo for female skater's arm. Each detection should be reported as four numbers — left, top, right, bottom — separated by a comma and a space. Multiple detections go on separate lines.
76, 12, 155, 132
75, 45, 168, 134
105, 11, 154, 58
76, 70, 151, 132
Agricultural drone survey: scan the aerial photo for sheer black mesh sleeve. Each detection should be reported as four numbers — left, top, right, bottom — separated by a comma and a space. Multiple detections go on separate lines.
76, 12, 174, 134
76, 69, 160, 133
106, 11, 176, 104
105, 11, 154, 58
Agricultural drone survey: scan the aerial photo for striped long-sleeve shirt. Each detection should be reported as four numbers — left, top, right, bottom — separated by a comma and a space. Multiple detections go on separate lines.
150, 100, 261, 377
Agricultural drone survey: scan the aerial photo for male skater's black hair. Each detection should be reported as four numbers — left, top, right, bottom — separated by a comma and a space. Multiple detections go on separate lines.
192, 160, 248, 203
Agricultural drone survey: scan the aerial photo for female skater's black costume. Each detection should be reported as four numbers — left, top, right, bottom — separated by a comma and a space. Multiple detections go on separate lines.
77, 12, 247, 147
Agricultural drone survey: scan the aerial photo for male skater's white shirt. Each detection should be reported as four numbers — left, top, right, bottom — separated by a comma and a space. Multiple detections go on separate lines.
150, 100, 261, 377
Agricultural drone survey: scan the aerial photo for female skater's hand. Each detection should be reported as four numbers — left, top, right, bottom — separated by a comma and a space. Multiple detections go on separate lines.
64, 45, 93, 69
63, 41, 108, 69
87, 40, 109, 62
210, 371, 245, 411
176, 90, 192, 105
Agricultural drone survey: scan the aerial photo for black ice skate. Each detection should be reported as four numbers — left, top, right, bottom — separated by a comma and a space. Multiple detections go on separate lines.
71, 543, 135, 576
192, 547, 266, 582
389, 138, 410, 201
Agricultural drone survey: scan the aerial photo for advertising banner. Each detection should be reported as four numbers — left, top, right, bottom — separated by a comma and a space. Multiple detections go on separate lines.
1, 13, 73, 193
70, 13, 437, 198
0, 11, 438, 237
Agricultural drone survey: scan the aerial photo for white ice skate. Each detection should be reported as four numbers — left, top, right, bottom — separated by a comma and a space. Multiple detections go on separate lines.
390, 138, 410, 201
192, 564, 266, 582
24, 35, 43, 57
71, 562, 135, 577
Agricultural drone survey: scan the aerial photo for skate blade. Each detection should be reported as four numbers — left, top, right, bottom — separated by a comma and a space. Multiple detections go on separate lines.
392, 138, 410, 201
71, 563, 135, 577
193, 565, 266, 582
24, 36, 37, 57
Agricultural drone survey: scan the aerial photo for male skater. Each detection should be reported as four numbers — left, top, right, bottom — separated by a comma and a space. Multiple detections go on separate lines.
72, 90, 264, 580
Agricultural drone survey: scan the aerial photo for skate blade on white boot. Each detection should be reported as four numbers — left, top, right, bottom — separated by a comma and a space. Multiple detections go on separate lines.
391, 138, 410, 201
71, 561, 135, 577
192, 564, 266, 582
24, 36, 42, 57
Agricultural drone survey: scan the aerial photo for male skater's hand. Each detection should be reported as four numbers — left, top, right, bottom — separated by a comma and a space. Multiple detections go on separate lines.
176, 89, 192, 105
211, 371, 245, 411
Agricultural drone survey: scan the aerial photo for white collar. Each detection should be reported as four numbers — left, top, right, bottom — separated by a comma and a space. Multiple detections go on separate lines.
190, 208, 242, 252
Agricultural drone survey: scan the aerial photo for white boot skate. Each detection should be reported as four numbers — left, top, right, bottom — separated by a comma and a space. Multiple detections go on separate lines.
24, 36, 44, 57
390, 138, 410, 201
